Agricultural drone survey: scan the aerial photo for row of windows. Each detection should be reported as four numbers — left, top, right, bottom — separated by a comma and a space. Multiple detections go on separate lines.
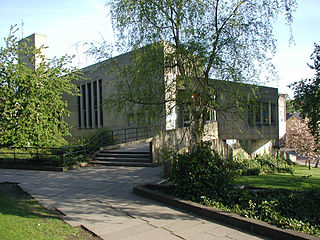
127, 112, 157, 127
248, 101, 276, 126
77, 80, 103, 128
183, 108, 216, 127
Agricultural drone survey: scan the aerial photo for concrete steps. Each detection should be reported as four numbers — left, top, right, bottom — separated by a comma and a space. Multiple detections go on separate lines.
91, 149, 153, 167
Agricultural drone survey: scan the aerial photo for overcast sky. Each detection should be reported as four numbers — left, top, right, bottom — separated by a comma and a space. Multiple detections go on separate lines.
1, 0, 319, 98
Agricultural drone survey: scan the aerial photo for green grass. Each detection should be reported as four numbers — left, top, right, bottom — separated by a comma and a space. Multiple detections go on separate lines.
235, 165, 320, 192
0, 183, 96, 240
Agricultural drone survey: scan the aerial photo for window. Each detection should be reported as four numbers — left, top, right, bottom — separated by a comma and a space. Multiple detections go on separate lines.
81, 85, 87, 127
78, 80, 103, 128
127, 113, 134, 126
255, 102, 261, 125
271, 103, 276, 125
77, 86, 81, 128
262, 102, 269, 125
137, 112, 145, 126
99, 79, 103, 127
248, 101, 277, 126
248, 105, 255, 125
93, 81, 98, 127
183, 107, 191, 127
205, 109, 216, 122
87, 83, 92, 128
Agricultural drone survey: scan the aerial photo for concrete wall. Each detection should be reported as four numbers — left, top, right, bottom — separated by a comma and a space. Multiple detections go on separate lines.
64, 48, 166, 141
216, 82, 279, 141
19, 33, 47, 70
151, 122, 232, 175
278, 94, 286, 139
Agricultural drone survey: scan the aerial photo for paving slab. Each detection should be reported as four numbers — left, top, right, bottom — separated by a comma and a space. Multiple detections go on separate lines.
0, 166, 269, 240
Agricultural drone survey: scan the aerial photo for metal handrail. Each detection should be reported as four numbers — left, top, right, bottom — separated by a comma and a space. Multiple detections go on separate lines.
0, 125, 160, 167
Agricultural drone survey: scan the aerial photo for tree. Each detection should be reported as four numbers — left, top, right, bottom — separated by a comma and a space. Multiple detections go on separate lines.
0, 26, 80, 147
290, 43, 320, 147
286, 116, 319, 169
101, 0, 297, 148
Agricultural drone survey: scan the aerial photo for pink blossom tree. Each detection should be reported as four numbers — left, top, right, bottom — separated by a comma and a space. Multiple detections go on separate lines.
286, 117, 320, 169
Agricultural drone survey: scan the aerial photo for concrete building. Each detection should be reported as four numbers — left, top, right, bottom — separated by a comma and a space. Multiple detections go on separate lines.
21, 33, 286, 156
64, 46, 286, 156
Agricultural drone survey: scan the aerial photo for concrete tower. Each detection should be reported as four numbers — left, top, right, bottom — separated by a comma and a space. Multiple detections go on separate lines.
19, 33, 47, 70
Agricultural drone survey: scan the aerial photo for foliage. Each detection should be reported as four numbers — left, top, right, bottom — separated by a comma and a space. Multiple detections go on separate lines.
286, 115, 320, 168
286, 99, 299, 113
99, 0, 297, 147
170, 143, 236, 201
0, 26, 80, 148
201, 189, 320, 236
233, 152, 292, 176
290, 43, 320, 144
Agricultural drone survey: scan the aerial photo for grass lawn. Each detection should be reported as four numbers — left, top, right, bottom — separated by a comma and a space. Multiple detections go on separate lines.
235, 164, 320, 192
0, 183, 99, 240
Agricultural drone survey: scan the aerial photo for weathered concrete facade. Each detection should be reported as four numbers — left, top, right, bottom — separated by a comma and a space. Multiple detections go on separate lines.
63, 45, 285, 155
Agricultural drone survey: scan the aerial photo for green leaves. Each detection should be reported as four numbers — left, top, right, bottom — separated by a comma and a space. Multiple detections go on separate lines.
0, 26, 80, 147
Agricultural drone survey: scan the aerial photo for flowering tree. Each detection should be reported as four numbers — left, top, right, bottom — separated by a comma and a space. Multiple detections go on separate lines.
286, 116, 320, 169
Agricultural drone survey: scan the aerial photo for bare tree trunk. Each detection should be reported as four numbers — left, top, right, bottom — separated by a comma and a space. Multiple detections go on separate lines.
315, 159, 319, 168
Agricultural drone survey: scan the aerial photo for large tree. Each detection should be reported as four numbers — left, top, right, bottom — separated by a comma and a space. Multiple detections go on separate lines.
290, 43, 320, 144
102, 0, 297, 147
0, 27, 80, 147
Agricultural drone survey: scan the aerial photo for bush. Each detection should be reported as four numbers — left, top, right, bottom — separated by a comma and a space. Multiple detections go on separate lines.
201, 189, 320, 236
234, 152, 293, 176
170, 143, 236, 201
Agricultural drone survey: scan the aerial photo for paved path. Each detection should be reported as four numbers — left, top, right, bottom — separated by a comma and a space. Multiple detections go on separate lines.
0, 167, 268, 240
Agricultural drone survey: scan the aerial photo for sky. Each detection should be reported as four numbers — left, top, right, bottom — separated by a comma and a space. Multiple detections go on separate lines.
0, 0, 320, 98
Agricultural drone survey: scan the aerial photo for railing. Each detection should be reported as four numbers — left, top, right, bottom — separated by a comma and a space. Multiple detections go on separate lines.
0, 125, 160, 167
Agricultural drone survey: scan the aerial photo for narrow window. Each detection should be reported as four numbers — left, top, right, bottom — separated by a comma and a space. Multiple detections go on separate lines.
271, 103, 276, 125
128, 113, 134, 126
262, 102, 269, 125
255, 103, 261, 125
81, 84, 87, 128
183, 107, 191, 127
99, 79, 103, 127
87, 83, 92, 128
77, 86, 81, 128
93, 81, 98, 127
248, 105, 254, 125
137, 112, 145, 126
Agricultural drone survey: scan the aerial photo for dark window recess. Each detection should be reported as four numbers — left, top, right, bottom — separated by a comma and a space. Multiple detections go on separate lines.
183, 107, 191, 127
81, 84, 87, 127
93, 81, 98, 127
77, 86, 81, 128
128, 113, 134, 126
271, 103, 276, 125
248, 105, 255, 125
137, 112, 145, 126
255, 103, 261, 125
262, 102, 269, 125
87, 83, 92, 128
99, 79, 103, 126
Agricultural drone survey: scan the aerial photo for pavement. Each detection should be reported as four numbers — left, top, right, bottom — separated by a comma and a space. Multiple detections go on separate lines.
0, 166, 269, 240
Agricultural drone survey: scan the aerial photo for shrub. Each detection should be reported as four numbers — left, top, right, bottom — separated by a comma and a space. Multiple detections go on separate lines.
234, 152, 293, 176
170, 143, 236, 201
201, 189, 320, 236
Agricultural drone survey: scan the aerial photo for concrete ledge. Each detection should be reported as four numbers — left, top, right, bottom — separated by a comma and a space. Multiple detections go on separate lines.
133, 184, 320, 240
101, 138, 152, 151
0, 162, 87, 172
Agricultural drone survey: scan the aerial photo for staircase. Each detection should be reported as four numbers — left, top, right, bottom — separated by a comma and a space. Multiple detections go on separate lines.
91, 143, 154, 167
